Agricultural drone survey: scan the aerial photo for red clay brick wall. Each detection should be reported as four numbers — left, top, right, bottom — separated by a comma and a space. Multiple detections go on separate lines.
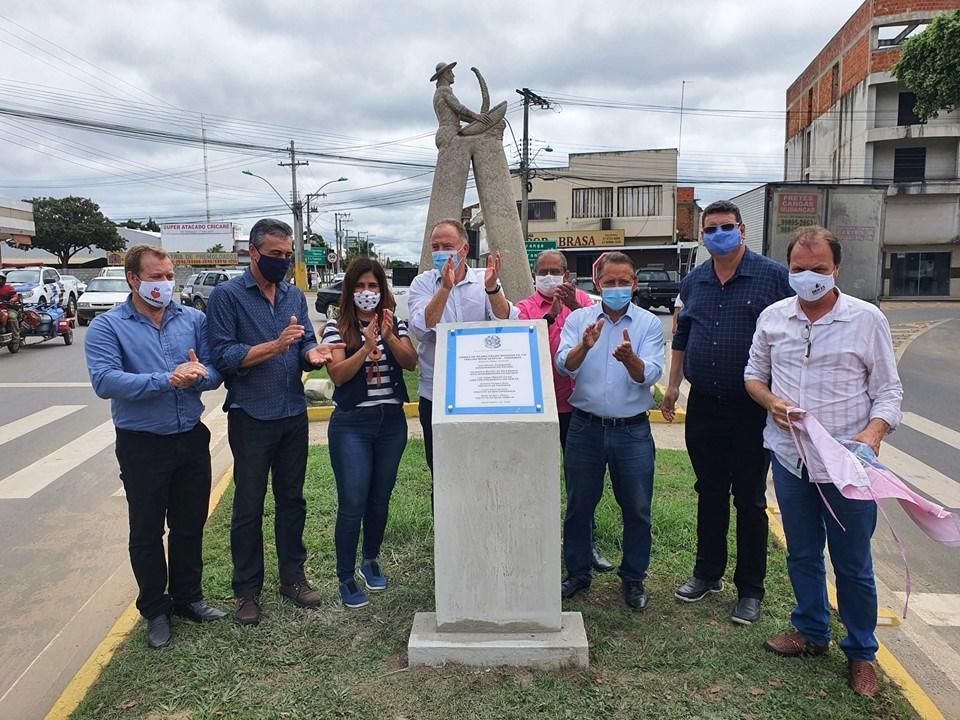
874, 0, 960, 15
676, 187, 698, 242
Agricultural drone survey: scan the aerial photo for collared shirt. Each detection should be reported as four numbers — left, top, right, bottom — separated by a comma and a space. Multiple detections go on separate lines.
674, 249, 792, 401
517, 288, 596, 414
407, 265, 519, 401
85, 298, 222, 435
206, 269, 318, 421
556, 302, 664, 418
744, 291, 903, 477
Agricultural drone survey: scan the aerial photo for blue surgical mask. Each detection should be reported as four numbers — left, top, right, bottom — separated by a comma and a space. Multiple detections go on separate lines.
256, 252, 290, 284
432, 250, 460, 272
601, 287, 633, 311
704, 227, 742, 256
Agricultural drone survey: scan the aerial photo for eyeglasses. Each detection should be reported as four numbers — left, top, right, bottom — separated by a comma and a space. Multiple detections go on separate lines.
703, 223, 739, 235
801, 323, 812, 359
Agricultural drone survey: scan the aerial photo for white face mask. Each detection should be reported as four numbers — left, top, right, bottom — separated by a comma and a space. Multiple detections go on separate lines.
137, 279, 175, 308
535, 274, 564, 297
353, 290, 381, 312
789, 270, 836, 302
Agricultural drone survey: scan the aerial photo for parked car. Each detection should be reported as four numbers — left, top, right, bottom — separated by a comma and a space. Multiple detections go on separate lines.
98, 267, 127, 278
76, 277, 131, 325
315, 279, 409, 319
189, 269, 244, 312
633, 266, 680, 311
4, 266, 82, 317
180, 273, 199, 306
60, 274, 87, 294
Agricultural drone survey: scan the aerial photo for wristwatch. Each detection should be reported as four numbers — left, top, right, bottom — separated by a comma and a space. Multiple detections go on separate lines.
485, 284, 502, 295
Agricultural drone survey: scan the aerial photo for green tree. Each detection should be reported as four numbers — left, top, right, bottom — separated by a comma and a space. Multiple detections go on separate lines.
143, 217, 161, 232
32, 196, 124, 267
893, 9, 960, 121
387, 259, 416, 268
119, 219, 142, 229
207, 243, 226, 253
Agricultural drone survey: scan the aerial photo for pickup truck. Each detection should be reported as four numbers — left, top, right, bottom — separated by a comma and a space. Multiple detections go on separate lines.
3, 266, 81, 317
633, 267, 680, 311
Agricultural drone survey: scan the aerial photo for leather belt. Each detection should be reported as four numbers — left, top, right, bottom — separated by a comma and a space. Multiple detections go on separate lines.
574, 409, 649, 427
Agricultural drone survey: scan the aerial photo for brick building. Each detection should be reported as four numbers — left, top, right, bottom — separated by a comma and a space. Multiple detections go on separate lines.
784, 0, 960, 298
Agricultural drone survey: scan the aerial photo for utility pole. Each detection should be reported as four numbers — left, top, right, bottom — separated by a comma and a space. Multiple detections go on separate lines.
279, 140, 309, 288
516, 88, 551, 244
201, 114, 211, 222
334, 211, 352, 274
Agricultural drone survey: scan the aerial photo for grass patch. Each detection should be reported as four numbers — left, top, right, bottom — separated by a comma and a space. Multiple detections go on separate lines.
71, 443, 915, 720
308, 367, 419, 400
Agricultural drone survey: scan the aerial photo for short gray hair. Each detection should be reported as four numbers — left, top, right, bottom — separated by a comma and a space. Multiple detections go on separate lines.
535, 249, 566, 271
249, 218, 292, 248
430, 218, 468, 243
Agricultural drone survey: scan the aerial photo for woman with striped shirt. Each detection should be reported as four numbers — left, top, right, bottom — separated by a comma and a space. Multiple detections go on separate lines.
323, 258, 417, 608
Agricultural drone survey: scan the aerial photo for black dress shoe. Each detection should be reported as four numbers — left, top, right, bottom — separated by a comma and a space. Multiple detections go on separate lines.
147, 614, 171, 649
731, 597, 762, 625
591, 545, 615, 573
623, 580, 649, 611
561, 576, 591, 599
173, 600, 227, 623
674, 576, 724, 602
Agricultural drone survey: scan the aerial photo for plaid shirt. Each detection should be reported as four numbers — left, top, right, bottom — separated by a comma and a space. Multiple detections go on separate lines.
673, 249, 792, 402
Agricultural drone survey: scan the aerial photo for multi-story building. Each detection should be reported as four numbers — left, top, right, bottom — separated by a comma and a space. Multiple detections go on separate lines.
511, 149, 698, 279
784, 0, 960, 298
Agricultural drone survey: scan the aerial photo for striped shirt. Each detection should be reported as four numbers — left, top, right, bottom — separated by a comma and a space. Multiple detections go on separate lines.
744, 292, 903, 478
322, 318, 409, 407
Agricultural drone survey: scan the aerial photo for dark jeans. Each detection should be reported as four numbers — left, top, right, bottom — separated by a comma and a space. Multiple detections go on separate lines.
418, 396, 434, 473
563, 412, 655, 582
685, 389, 770, 600
228, 409, 308, 596
115, 422, 211, 620
772, 457, 879, 660
328, 404, 408, 581
559, 411, 598, 545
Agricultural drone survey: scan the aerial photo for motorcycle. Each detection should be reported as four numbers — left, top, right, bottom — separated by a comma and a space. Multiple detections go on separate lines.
17, 303, 74, 347
0, 299, 20, 354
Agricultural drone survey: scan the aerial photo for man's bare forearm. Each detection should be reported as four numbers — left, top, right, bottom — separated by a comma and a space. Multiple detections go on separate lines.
424, 287, 451, 328
240, 340, 281, 368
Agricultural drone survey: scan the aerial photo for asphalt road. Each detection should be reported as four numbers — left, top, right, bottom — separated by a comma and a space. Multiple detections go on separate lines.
0, 323, 231, 720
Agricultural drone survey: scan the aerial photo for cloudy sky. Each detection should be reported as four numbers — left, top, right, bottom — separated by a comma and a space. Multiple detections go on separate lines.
0, 0, 858, 261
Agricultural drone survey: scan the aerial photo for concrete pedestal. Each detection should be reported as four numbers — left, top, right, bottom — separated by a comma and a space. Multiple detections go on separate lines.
407, 320, 589, 669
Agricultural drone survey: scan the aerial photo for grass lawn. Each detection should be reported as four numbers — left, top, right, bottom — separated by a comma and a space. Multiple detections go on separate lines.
308, 367, 420, 400
71, 442, 915, 720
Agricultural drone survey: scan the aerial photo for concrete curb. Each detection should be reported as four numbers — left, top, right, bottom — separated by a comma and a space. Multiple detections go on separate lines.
42, 465, 235, 720
766, 505, 945, 720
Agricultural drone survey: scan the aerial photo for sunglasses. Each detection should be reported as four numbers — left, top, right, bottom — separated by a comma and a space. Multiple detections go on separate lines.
703, 223, 739, 234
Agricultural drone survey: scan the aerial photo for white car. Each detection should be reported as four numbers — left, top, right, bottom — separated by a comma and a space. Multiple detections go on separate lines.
77, 277, 130, 325
98, 267, 127, 278
5, 266, 82, 316
60, 274, 87, 294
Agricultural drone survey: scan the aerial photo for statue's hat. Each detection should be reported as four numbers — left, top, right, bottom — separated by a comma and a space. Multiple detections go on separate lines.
430, 61, 457, 82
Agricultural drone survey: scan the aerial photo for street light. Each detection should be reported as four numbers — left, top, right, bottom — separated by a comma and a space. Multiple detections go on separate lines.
241, 170, 291, 211
303, 177, 348, 278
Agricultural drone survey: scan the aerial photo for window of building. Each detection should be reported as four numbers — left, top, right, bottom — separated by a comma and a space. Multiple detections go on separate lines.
572, 187, 614, 218
877, 23, 928, 48
617, 185, 663, 217
897, 92, 920, 126
802, 130, 812, 170
515, 199, 556, 221
830, 63, 840, 105
893, 147, 926, 182
890, 252, 950, 296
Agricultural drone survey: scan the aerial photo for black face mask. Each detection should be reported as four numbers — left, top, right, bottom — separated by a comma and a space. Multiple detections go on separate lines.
255, 252, 290, 284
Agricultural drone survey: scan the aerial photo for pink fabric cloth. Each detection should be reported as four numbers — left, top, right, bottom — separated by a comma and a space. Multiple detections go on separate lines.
516, 289, 595, 414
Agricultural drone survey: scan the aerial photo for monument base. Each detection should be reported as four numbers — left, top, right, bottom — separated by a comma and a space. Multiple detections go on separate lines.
407, 612, 589, 670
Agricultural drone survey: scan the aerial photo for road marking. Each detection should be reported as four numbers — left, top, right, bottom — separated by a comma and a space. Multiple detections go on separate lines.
882, 444, 960, 510
0, 420, 115, 499
0, 406, 86, 447
902, 412, 960, 450
892, 593, 960, 627
0, 383, 91, 388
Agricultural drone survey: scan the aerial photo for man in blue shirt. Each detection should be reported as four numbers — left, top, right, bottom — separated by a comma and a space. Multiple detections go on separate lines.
85, 244, 225, 649
661, 200, 792, 625
206, 218, 342, 626
556, 251, 664, 610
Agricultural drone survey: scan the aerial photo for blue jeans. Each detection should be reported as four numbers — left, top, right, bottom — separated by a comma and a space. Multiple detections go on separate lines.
328, 404, 408, 581
563, 412, 655, 582
771, 456, 879, 661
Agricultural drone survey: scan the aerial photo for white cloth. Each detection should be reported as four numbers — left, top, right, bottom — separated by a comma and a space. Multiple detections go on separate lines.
407, 266, 518, 400
744, 292, 902, 477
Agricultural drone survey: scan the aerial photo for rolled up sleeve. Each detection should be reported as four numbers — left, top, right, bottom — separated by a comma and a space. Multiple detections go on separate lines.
555, 311, 583, 378
206, 285, 251, 375
634, 316, 664, 386
865, 314, 903, 430
407, 272, 435, 341
85, 318, 171, 400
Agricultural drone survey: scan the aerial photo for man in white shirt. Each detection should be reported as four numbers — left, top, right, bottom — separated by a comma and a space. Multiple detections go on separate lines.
744, 226, 902, 698
407, 218, 517, 475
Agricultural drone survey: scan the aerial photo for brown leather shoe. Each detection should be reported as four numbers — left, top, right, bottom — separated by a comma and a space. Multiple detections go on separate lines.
234, 594, 261, 626
849, 660, 880, 697
280, 579, 323, 608
764, 631, 829, 657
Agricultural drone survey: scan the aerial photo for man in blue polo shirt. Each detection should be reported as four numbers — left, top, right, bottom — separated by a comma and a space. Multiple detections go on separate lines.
206, 218, 342, 627
556, 251, 664, 611
85, 244, 225, 649
662, 200, 792, 625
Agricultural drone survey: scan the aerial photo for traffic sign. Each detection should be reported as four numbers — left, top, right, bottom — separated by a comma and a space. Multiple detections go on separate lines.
326, 250, 339, 264
525, 239, 557, 268
304, 247, 327, 265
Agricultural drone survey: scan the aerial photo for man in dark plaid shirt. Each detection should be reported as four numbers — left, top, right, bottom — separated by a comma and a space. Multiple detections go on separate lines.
661, 200, 792, 625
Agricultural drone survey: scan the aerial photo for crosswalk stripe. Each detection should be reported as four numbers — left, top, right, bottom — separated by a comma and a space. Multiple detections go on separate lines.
0, 420, 116, 499
0, 406, 86, 447
901, 412, 960, 450
882, 443, 960, 510
0, 383, 91, 388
